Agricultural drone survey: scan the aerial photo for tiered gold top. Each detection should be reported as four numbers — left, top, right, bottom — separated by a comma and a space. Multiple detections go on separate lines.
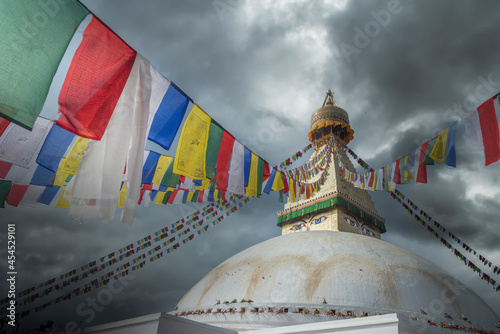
307, 89, 354, 144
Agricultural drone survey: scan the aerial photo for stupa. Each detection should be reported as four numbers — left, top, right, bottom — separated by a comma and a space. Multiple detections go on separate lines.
170, 90, 500, 333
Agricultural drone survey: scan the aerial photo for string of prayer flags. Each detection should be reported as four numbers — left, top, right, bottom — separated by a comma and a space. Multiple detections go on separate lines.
346, 145, 499, 290
278, 143, 313, 170
10, 196, 250, 318
394, 189, 500, 277
391, 190, 499, 292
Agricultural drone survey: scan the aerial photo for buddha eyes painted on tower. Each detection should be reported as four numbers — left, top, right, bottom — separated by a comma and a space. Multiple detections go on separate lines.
310, 216, 327, 225
345, 216, 359, 228
289, 223, 306, 231
345, 215, 376, 237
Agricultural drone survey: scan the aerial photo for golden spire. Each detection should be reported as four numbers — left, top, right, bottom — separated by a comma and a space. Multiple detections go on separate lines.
322, 89, 338, 107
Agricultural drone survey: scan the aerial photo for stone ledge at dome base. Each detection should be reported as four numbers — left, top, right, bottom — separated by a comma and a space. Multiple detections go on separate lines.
170, 303, 500, 333
83, 311, 499, 334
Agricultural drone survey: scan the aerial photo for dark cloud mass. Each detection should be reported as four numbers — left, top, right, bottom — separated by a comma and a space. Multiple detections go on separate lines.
1, 0, 500, 331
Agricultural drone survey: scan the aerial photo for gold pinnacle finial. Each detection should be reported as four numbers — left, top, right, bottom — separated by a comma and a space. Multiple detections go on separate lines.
323, 89, 338, 107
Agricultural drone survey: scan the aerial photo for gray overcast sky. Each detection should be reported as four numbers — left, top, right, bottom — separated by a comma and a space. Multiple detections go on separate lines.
1, 0, 500, 331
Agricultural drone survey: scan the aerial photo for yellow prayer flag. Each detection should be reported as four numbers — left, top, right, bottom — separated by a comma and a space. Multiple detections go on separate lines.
429, 128, 449, 162
152, 155, 173, 186
155, 191, 166, 205
186, 191, 195, 202
271, 171, 284, 192
118, 183, 127, 208
402, 154, 413, 182
196, 178, 211, 191
371, 170, 377, 191
214, 189, 219, 202
173, 104, 211, 180
245, 153, 259, 196
61, 137, 89, 175
55, 186, 70, 209
53, 158, 70, 187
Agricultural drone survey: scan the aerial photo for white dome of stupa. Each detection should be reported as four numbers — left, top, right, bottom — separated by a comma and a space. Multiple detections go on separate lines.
173, 231, 499, 331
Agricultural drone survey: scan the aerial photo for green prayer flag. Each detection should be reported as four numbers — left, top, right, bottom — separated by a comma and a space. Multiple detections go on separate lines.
191, 190, 200, 202
205, 120, 223, 179
160, 158, 176, 188
0, 0, 89, 129
423, 137, 437, 165
0, 180, 12, 208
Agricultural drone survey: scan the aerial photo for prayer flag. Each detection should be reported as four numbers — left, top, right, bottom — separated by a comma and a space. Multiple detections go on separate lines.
272, 171, 284, 192
263, 167, 277, 194
216, 131, 235, 192
65, 55, 151, 224
0, 180, 12, 208
0, 117, 10, 137
465, 108, 484, 152
6, 184, 29, 207
423, 137, 437, 165
371, 170, 377, 191
401, 154, 413, 183
256, 158, 265, 197
415, 142, 428, 183
0, 161, 13, 179
61, 137, 89, 175
155, 156, 174, 187
0, 1, 89, 130
30, 166, 55, 187
227, 140, 245, 195
142, 151, 160, 185
57, 15, 137, 140
243, 147, 252, 187
429, 128, 449, 162
205, 120, 223, 179
445, 121, 458, 168
173, 104, 211, 180
37, 125, 75, 173
245, 152, 259, 196
148, 83, 191, 150
0, 118, 52, 168
39, 186, 61, 206
477, 97, 500, 166
393, 159, 401, 184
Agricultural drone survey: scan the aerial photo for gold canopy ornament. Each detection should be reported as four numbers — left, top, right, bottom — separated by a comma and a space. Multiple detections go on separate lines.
308, 89, 354, 144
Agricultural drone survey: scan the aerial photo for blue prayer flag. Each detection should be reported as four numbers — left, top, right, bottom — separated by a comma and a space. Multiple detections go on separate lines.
243, 147, 251, 187
142, 151, 160, 184
445, 121, 458, 168
36, 125, 75, 172
148, 83, 191, 150
30, 165, 55, 186
263, 167, 276, 194
39, 186, 61, 205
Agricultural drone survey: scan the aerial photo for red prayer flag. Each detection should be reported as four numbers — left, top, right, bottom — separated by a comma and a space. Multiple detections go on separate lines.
416, 142, 428, 183
477, 97, 500, 166
216, 131, 235, 192
5, 184, 29, 207
57, 16, 137, 140
263, 162, 271, 182
0, 161, 12, 179
367, 171, 374, 188
282, 173, 289, 194
393, 159, 401, 184
0, 117, 9, 137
